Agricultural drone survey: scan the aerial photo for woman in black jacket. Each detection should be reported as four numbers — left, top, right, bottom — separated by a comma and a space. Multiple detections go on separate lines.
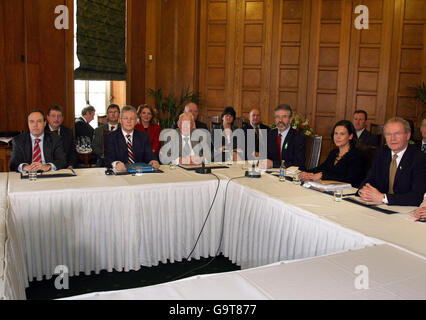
300, 120, 368, 188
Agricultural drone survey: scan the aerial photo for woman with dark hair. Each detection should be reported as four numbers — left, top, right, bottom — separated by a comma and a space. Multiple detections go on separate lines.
211, 106, 243, 162
299, 120, 368, 188
135, 104, 161, 154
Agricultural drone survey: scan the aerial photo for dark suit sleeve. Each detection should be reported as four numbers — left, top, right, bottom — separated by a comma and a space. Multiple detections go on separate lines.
92, 127, 104, 157
104, 133, 115, 168
141, 133, 159, 163
9, 136, 27, 172
49, 136, 67, 170
294, 133, 306, 170
359, 149, 381, 191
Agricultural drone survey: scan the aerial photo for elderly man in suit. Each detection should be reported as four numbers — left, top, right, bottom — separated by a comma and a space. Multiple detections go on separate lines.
353, 110, 378, 146
416, 116, 426, 154
46, 105, 78, 168
243, 108, 270, 160
104, 105, 160, 172
92, 104, 120, 166
10, 109, 66, 172
75, 105, 96, 143
358, 117, 426, 206
262, 104, 306, 169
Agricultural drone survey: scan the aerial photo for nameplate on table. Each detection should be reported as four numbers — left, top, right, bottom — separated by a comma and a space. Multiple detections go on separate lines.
20, 168, 77, 179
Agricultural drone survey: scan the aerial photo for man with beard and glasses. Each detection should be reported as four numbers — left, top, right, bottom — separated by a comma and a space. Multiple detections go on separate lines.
262, 104, 306, 169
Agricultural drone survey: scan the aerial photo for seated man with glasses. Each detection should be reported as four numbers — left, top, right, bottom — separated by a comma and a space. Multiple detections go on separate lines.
260, 104, 306, 169
92, 104, 121, 166
104, 105, 160, 172
358, 117, 426, 206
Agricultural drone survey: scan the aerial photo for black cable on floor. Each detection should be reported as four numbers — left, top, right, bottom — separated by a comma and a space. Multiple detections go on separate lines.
171, 175, 246, 281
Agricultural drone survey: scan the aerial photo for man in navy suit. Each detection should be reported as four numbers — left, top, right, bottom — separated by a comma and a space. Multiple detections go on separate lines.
353, 110, 378, 146
263, 104, 306, 169
358, 117, 426, 206
104, 105, 160, 172
10, 110, 66, 172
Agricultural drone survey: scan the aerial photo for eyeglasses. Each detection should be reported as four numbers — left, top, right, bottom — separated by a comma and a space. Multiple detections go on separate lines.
121, 117, 136, 121
108, 111, 120, 114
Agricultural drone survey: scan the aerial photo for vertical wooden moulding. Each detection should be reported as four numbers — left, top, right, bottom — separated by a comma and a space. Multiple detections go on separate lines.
65, 0, 75, 129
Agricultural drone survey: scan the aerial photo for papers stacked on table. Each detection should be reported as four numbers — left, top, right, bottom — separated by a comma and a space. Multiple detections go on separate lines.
303, 180, 352, 191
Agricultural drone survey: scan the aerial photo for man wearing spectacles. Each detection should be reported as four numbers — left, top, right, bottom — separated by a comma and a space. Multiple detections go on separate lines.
104, 105, 160, 172
92, 104, 121, 166
358, 117, 426, 206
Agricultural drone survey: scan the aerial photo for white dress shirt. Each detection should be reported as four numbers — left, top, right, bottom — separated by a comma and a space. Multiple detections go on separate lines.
18, 134, 56, 173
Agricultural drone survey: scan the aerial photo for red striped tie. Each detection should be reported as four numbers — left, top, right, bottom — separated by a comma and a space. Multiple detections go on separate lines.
33, 138, 42, 163
126, 135, 135, 164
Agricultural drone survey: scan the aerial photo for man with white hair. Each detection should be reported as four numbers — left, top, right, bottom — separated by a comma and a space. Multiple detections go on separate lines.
358, 117, 426, 206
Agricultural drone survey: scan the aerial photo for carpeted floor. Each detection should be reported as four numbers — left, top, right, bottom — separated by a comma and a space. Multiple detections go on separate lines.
25, 255, 240, 300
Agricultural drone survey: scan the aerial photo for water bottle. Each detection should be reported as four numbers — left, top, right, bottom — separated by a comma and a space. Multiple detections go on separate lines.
279, 160, 286, 182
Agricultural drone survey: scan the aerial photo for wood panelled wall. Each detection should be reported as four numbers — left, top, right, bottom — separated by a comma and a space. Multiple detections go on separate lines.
195, 0, 425, 161
0, 0, 73, 132
1, 0, 425, 163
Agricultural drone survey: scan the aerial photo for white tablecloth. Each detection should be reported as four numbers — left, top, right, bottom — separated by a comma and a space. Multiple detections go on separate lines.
4, 165, 426, 300
66, 244, 426, 300
8, 168, 225, 282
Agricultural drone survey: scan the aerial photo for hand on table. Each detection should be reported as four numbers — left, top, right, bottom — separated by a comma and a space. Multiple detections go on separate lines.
299, 172, 322, 181
23, 162, 52, 172
358, 183, 384, 205
413, 207, 426, 219
149, 160, 160, 169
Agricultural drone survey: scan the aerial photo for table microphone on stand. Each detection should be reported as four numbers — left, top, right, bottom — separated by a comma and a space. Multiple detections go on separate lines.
196, 159, 211, 174
245, 161, 261, 178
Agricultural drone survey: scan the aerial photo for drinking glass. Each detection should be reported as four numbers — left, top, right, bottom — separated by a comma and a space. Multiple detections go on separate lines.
334, 189, 343, 202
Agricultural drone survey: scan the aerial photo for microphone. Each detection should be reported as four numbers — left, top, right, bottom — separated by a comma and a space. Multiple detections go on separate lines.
245, 161, 261, 178
195, 159, 211, 174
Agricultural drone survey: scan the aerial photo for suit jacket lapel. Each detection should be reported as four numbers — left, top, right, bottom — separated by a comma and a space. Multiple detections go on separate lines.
43, 134, 53, 162
394, 147, 411, 187
25, 133, 33, 163
282, 129, 293, 158
119, 132, 128, 162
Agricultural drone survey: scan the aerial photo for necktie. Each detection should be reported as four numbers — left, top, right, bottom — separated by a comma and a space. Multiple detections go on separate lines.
33, 138, 42, 163
126, 135, 135, 164
255, 126, 260, 138
183, 137, 191, 158
276, 133, 282, 162
388, 154, 398, 194
111, 126, 115, 131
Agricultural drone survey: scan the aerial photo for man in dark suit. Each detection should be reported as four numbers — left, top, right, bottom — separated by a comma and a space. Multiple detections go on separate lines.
46, 105, 78, 168
353, 110, 378, 146
416, 116, 426, 154
104, 105, 160, 171
75, 105, 96, 143
263, 104, 306, 169
92, 104, 120, 166
243, 108, 270, 160
358, 117, 426, 206
10, 110, 66, 172
172, 102, 208, 130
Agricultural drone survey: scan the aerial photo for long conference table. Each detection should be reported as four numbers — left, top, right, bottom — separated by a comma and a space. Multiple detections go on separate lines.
1, 165, 425, 300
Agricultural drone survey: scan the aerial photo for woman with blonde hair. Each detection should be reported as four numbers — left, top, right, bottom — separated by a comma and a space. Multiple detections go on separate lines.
135, 104, 161, 154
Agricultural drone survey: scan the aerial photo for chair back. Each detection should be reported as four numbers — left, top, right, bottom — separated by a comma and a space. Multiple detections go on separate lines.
234, 117, 247, 129
370, 123, 384, 146
305, 135, 322, 170
199, 115, 219, 131
357, 143, 377, 173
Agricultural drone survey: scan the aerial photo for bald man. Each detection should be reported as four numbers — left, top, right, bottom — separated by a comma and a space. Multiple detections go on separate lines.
242, 108, 270, 159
